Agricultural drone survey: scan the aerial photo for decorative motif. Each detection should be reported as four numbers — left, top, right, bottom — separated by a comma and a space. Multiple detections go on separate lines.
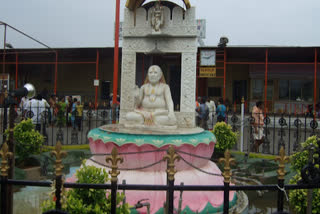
51, 141, 67, 176
278, 115, 286, 152
219, 150, 236, 183
294, 118, 302, 128
278, 117, 287, 127
263, 116, 271, 154
87, 110, 94, 119
0, 142, 13, 177
151, 2, 164, 32
163, 145, 180, 181
100, 110, 108, 118
231, 114, 238, 124
106, 147, 124, 182
310, 119, 318, 136
263, 116, 270, 125
275, 147, 290, 180
293, 118, 302, 151
25, 110, 34, 119
231, 114, 238, 132
310, 119, 318, 129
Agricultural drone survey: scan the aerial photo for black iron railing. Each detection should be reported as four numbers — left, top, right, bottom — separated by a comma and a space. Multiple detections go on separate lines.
1, 142, 320, 214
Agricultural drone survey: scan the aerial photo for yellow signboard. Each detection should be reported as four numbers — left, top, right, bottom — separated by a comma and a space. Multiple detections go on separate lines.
199, 67, 216, 78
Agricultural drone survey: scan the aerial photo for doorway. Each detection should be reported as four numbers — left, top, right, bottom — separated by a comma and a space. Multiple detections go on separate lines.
233, 80, 247, 103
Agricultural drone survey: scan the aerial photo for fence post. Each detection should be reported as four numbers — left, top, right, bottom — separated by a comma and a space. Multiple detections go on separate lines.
0, 142, 13, 214
106, 147, 123, 214
275, 146, 289, 212
51, 141, 67, 210
219, 149, 235, 214
240, 97, 244, 152
163, 145, 180, 214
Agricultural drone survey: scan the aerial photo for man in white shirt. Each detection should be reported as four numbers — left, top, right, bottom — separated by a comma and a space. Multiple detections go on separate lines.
206, 97, 216, 130
29, 94, 50, 132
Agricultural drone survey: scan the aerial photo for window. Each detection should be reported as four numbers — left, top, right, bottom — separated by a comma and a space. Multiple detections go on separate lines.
252, 79, 264, 100
251, 79, 274, 100
278, 80, 313, 101
279, 80, 289, 100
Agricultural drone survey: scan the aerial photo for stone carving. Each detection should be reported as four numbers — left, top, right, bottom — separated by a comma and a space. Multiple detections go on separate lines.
125, 65, 177, 129
151, 2, 164, 33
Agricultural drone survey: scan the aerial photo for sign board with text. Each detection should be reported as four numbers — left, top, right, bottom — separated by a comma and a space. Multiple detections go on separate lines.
199, 67, 216, 78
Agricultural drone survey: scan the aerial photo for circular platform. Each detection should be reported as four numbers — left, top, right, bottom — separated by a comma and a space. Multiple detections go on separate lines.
99, 124, 205, 135
88, 124, 216, 147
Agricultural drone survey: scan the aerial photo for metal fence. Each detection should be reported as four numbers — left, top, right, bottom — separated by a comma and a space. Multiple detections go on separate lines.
222, 110, 320, 156
1, 141, 320, 214
0, 102, 320, 155
0, 105, 119, 146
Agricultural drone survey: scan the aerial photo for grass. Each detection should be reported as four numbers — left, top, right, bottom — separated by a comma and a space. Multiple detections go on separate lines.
230, 150, 290, 161
43, 144, 90, 151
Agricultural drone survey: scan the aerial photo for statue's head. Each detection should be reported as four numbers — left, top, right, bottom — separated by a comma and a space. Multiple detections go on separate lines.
144, 65, 166, 84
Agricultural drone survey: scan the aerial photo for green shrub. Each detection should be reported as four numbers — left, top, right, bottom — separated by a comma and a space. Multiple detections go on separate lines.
289, 174, 320, 214
289, 135, 320, 214
42, 161, 130, 214
5, 119, 44, 164
212, 122, 238, 153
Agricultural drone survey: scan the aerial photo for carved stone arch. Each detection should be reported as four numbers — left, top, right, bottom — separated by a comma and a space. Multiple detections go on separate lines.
126, 0, 191, 10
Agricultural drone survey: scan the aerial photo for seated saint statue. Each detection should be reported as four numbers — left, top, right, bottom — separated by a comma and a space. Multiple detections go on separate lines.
125, 65, 177, 128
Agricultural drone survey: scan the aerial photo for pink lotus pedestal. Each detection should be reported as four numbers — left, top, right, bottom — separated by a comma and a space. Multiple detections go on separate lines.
86, 124, 237, 214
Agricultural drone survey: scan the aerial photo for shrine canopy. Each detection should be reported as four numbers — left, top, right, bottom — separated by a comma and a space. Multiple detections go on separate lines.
126, 0, 191, 10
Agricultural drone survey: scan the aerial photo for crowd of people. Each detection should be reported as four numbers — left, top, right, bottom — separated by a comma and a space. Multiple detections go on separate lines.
19, 94, 85, 132
195, 96, 227, 130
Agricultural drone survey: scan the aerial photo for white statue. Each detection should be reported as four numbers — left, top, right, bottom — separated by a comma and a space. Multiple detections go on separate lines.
151, 2, 164, 32
125, 65, 177, 128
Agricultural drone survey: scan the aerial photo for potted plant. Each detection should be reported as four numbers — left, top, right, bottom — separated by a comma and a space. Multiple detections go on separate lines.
211, 122, 238, 159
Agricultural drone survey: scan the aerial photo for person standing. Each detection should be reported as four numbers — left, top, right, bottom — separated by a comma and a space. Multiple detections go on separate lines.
196, 97, 209, 130
30, 94, 49, 132
66, 96, 73, 127
75, 100, 83, 131
252, 101, 264, 152
206, 97, 216, 130
71, 98, 77, 129
216, 98, 226, 122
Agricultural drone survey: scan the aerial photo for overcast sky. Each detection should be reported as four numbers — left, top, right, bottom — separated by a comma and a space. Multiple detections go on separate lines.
0, 0, 319, 49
